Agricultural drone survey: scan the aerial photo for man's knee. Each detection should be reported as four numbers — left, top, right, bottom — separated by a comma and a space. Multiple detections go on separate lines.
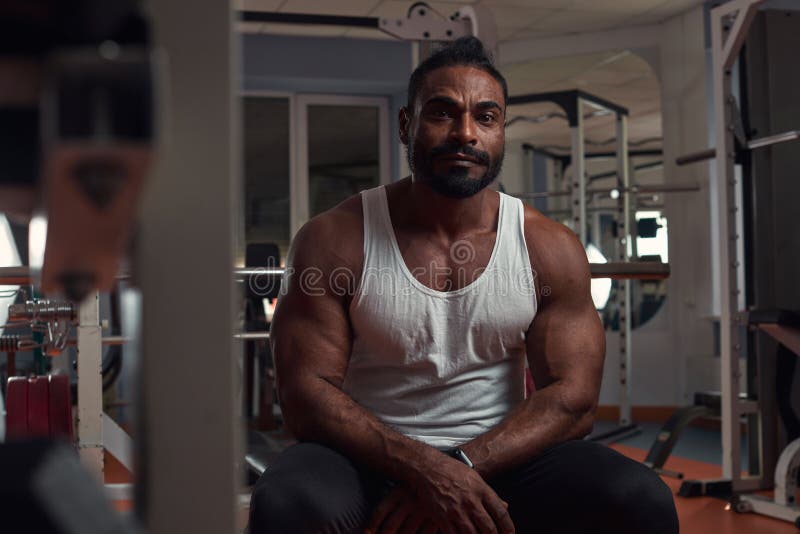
247, 443, 378, 534
249, 473, 330, 533
599, 459, 678, 534
550, 441, 678, 533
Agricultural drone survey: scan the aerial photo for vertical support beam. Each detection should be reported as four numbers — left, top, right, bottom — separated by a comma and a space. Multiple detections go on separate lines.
77, 290, 103, 480
140, 1, 241, 532
571, 98, 586, 245
616, 114, 632, 426
711, 0, 761, 494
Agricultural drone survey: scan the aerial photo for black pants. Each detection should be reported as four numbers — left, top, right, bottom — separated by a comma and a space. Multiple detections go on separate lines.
248, 440, 679, 534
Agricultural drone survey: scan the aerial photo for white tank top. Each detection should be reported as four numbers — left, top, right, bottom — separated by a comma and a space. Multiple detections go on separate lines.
343, 185, 537, 449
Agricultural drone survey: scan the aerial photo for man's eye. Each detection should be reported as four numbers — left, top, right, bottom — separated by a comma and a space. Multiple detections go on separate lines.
478, 113, 496, 123
433, 110, 450, 118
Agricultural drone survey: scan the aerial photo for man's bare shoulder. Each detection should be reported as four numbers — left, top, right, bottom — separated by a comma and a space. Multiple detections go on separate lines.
289, 193, 364, 275
520, 203, 590, 291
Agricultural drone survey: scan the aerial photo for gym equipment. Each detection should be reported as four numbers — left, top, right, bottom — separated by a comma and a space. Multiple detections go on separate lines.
731, 310, 800, 524
670, 1, 800, 526
243, 243, 280, 431
507, 89, 653, 444
241, 2, 499, 58
5, 374, 74, 441
1, 291, 134, 502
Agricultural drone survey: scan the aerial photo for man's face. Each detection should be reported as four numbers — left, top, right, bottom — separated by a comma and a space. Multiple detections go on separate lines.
401, 65, 505, 199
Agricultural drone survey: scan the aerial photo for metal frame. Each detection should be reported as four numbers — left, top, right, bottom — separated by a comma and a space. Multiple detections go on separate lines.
616, 114, 634, 427
693, 0, 800, 525
77, 291, 103, 477
712, 0, 766, 495
509, 89, 638, 439
294, 93, 391, 237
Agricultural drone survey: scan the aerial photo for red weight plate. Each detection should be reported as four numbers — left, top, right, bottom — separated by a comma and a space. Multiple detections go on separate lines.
27, 375, 50, 438
5, 376, 28, 440
48, 374, 74, 440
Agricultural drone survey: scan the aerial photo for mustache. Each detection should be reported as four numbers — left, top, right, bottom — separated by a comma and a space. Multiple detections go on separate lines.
429, 143, 490, 165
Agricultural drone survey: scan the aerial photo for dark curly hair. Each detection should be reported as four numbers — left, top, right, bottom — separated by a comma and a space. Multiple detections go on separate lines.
406, 36, 508, 110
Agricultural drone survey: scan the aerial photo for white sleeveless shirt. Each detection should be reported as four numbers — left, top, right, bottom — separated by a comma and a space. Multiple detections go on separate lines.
342, 185, 537, 449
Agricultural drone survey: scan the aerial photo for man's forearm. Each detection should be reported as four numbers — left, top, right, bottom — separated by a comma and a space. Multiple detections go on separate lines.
460, 382, 594, 479
281, 377, 443, 485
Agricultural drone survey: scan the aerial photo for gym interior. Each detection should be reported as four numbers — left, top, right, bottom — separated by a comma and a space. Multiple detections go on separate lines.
1, 0, 799, 532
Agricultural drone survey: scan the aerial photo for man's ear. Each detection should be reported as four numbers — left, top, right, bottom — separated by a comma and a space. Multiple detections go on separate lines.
399, 106, 411, 146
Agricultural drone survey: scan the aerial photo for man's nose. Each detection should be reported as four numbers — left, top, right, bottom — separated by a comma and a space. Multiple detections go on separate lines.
450, 113, 478, 146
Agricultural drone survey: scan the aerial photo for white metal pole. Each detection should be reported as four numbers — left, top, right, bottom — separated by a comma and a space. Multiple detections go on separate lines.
710, 0, 768, 493
77, 290, 103, 480
141, 1, 241, 531
571, 98, 586, 245
616, 114, 632, 426
712, 0, 747, 487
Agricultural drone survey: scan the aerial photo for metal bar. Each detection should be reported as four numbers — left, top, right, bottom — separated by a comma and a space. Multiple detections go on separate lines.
676, 148, 716, 166
510, 182, 700, 200
712, 0, 744, 487
508, 89, 629, 117
239, 11, 380, 29
589, 160, 663, 181
572, 98, 587, 245
747, 130, 800, 150
234, 332, 270, 341
77, 291, 103, 480
617, 113, 633, 427
721, 0, 766, 70
235, 268, 284, 277
511, 190, 571, 199
677, 129, 800, 166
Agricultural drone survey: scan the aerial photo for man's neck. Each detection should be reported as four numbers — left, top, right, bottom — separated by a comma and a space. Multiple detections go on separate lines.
396, 175, 497, 240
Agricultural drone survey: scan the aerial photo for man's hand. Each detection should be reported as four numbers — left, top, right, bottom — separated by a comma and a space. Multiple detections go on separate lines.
366, 458, 515, 534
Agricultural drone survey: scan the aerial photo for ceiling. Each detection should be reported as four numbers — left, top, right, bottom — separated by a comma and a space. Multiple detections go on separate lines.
502, 50, 662, 154
240, 1, 700, 160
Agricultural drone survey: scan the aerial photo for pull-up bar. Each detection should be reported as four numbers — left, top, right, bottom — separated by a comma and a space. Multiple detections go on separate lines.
676, 130, 800, 166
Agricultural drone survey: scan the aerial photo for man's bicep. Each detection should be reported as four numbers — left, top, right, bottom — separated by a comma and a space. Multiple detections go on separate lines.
525, 232, 605, 394
526, 295, 604, 392
271, 286, 352, 393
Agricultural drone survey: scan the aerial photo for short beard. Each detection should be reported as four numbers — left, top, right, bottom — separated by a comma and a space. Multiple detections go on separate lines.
407, 141, 504, 199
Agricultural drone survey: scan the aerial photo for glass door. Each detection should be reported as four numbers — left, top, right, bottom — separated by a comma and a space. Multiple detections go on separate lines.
294, 95, 390, 235
242, 93, 294, 262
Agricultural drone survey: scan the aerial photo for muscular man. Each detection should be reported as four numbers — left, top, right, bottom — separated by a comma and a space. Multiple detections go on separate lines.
249, 37, 678, 534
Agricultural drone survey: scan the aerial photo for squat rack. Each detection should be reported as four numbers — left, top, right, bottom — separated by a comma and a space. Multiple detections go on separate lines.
675, 0, 800, 525
507, 90, 644, 443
